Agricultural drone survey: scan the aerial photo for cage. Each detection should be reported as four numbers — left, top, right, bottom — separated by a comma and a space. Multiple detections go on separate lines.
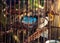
0, 0, 60, 43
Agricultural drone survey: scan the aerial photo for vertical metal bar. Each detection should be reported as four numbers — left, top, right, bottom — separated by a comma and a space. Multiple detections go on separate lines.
26, 0, 30, 43
23, 0, 24, 43
14, 0, 16, 43
9, 0, 12, 43
43, 0, 46, 43
1, 0, 4, 41
17, 0, 20, 43
58, 12, 60, 40
23, 0, 26, 43
28, 9, 30, 43
23, 29, 24, 43
18, 0, 20, 15
31, 0, 34, 42
5, 0, 7, 43
17, 30, 20, 43
0, 2, 3, 43
37, 0, 40, 43
39, 0, 42, 43
48, 0, 52, 41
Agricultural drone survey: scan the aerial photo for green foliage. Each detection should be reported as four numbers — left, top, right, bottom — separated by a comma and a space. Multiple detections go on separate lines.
0, 0, 6, 9
15, 0, 25, 9
29, 0, 44, 9
0, 13, 7, 27
0, 0, 7, 27
15, 4, 19, 9
40, 0, 44, 6
29, 0, 38, 9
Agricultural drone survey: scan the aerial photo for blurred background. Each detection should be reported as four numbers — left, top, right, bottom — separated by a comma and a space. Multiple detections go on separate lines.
0, 0, 60, 43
